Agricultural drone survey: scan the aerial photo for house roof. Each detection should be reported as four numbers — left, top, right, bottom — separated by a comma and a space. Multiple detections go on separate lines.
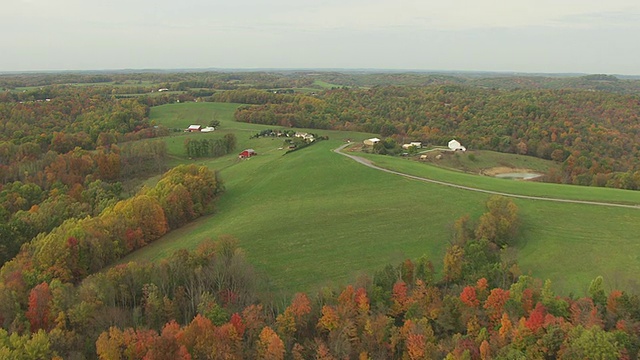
188, 124, 202, 130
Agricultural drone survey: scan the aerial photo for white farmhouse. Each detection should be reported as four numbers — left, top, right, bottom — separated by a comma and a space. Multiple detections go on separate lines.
448, 139, 466, 151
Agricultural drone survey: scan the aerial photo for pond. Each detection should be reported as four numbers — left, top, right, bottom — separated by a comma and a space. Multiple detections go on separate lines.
494, 172, 543, 180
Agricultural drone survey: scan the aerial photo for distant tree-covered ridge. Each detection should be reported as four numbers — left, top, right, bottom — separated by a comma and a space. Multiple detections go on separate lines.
232, 85, 640, 189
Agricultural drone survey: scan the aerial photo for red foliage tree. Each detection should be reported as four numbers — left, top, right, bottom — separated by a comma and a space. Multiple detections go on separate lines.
25, 281, 53, 332
525, 303, 546, 332
460, 286, 480, 308
391, 281, 409, 316
484, 288, 510, 324
230, 313, 246, 337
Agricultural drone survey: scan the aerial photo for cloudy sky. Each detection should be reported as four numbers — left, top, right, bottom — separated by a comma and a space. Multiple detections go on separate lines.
3, 0, 640, 74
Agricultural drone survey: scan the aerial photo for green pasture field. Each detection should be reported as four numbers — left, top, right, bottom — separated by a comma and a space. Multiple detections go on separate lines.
358, 153, 640, 205
117, 91, 186, 98
313, 80, 344, 89
12, 86, 42, 92
150, 102, 282, 163
65, 80, 160, 87
120, 102, 640, 295
151, 102, 242, 130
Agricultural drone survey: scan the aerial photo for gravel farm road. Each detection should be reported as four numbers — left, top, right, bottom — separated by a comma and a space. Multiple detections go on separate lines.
334, 143, 640, 210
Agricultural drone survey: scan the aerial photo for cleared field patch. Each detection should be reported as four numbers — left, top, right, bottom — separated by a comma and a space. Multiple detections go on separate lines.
313, 80, 344, 89
418, 149, 557, 175
150, 102, 237, 129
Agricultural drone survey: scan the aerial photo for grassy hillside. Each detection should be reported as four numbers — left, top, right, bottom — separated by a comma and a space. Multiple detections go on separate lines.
358, 153, 640, 205
121, 102, 640, 295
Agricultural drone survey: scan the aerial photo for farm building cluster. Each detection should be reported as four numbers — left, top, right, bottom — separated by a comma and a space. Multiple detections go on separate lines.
185, 124, 215, 133
363, 138, 466, 152
251, 129, 316, 142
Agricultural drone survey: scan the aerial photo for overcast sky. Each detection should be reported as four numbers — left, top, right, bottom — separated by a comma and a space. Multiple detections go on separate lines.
3, 0, 640, 74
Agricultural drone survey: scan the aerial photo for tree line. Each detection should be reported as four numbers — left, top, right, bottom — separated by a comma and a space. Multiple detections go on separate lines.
0, 141, 168, 265
0, 72, 316, 93
2, 164, 221, 284
184, 134, 237, 158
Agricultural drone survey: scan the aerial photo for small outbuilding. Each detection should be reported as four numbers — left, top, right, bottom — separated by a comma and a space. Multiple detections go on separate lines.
187, 125, 202, 132
448, 139, 466, 152
363, 138, 381, 146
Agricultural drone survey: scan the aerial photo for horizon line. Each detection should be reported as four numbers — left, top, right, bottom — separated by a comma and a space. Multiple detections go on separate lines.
2, 67, 639, 78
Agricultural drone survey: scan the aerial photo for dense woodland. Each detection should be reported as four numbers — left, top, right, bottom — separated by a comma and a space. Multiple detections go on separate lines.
2, 71, 640, 358
0, 86, 177, 265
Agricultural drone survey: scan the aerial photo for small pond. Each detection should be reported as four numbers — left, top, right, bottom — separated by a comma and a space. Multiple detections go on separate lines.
494, 172, 543, 180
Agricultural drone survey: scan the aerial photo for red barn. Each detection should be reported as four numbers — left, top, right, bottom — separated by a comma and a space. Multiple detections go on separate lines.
238, 149, 257, 158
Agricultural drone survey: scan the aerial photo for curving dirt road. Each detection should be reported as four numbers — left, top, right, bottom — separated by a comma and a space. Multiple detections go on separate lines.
334, 143, 640, 210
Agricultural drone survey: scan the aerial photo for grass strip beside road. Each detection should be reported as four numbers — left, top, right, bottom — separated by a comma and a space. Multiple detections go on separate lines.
349, 149, 640, 206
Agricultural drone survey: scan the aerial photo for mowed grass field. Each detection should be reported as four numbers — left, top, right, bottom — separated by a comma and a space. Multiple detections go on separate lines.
122, 102, 640, 295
